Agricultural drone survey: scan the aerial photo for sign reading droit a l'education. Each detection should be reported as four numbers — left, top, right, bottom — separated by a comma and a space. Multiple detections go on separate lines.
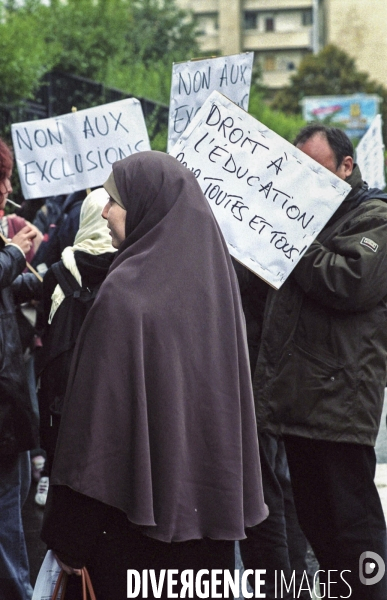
12, 98, 150, 199
168, 53, 254, 152
169, 91, 351, 289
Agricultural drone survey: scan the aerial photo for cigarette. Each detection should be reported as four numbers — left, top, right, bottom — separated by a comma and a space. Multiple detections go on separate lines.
7, 198, 22, 208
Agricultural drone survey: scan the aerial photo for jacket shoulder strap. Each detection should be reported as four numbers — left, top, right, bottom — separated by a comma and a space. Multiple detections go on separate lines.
51, 261, 81, 298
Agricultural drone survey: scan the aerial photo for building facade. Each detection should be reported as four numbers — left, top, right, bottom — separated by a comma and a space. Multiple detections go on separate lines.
176, 0, 319, 89
176, 0, 387, 91
325, 0, 387, 90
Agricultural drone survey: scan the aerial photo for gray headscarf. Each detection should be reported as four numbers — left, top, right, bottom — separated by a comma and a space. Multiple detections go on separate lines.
51, 151, 268, 542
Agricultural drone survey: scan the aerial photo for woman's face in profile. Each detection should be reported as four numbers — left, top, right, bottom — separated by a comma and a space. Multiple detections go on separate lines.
102, 198, 127, 249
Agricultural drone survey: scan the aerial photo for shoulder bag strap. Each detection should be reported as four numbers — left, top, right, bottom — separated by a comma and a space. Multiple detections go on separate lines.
82, 567, 97, 600
50, 567, 96, 600
51, 570, 68, 600
51, 261, 81, 298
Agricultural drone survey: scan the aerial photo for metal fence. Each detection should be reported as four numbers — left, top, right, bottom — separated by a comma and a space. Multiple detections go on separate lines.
0, 70, 169, 142
0, 71, 169, 202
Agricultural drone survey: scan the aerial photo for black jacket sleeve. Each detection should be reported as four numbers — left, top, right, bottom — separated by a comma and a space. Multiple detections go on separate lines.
293, 209, 387, 312
0, 245, 26, 289
11, 272, 42, 303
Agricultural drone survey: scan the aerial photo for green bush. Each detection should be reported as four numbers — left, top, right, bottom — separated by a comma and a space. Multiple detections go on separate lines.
248, 89, 305, 143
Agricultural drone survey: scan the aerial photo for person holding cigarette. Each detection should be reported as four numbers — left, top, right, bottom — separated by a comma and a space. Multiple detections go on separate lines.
0, 137, 42, 600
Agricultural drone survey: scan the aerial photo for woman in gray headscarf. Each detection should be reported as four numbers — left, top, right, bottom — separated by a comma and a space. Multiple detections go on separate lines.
42, 151, 267, 599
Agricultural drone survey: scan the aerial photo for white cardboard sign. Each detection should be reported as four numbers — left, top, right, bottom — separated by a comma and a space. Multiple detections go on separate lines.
168, 53, 254, 152
12, 98, 150, 199
169, 91, 351, 289
31, 550, 62, 600
356, 114, 386, 190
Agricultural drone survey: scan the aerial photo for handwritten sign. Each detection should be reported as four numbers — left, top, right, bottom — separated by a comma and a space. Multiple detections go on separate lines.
169, 91, 351, 289
168, 53, 253, 152
12, 98, 150, 199
356, 114, 386, 190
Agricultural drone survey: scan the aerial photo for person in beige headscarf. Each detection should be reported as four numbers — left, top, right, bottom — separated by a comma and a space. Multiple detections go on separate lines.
36, 188, 117, 506
48, 187, 116, 322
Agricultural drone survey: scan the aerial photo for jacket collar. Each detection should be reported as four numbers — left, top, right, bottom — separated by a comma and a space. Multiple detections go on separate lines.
326, 164, 367, 226
324, 164, 387, 230
344, 164, 365, 200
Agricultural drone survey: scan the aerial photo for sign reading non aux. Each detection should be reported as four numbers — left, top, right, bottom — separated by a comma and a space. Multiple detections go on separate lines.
12, 98, 150, 199
168, 53, 253, 152
169, 91, 351, 289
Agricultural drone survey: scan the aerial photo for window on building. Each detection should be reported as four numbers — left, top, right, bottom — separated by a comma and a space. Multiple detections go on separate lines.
302, 9, 313, 26
244, 11, 258, 30
265, 17, 275, 32
195, 13, 218, 36
275, 53, 298, 72
264, 55, 276, 72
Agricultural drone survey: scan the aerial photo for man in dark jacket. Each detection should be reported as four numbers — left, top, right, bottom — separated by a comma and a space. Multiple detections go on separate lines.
254, 125, 387, 599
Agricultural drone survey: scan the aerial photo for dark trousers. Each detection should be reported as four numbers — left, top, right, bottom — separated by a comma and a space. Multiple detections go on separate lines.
240, 432, 310, 599
0, 452, 33, 600
284, 435, 387, 600
66, 528, 235, 600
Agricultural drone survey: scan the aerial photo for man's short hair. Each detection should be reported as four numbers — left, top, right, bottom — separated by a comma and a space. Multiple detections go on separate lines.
294, 124, 354, 169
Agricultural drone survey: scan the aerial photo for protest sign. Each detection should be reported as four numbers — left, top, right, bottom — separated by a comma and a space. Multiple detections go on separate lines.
169, 91, 351, 289
168, 53, 253, 152
356, 114, 386, 190
12, 98, 150, 199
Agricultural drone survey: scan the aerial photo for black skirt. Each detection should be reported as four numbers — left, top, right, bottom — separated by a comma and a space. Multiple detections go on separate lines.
66, 526, 235, 600
42, 486, 235, 600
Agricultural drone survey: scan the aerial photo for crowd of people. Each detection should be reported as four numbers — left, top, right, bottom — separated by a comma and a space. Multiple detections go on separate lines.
0, 123, 387, 600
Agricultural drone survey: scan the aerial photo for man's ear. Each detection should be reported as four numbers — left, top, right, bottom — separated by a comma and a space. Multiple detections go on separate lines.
341, 155, 354, 179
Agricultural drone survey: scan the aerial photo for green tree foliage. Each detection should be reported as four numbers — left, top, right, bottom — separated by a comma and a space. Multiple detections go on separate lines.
0, 0, 199, 106
104, 0, 200, 104
129, 0, 200, 67
38, 0, 131, 82
272, 44, 387, 143
248, 88, 305, 143
0, 2, 56, 102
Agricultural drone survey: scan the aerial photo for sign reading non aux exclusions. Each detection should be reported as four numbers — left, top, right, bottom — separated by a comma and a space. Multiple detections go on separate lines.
169, 91, 351, 289
12, 98, 150, 199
